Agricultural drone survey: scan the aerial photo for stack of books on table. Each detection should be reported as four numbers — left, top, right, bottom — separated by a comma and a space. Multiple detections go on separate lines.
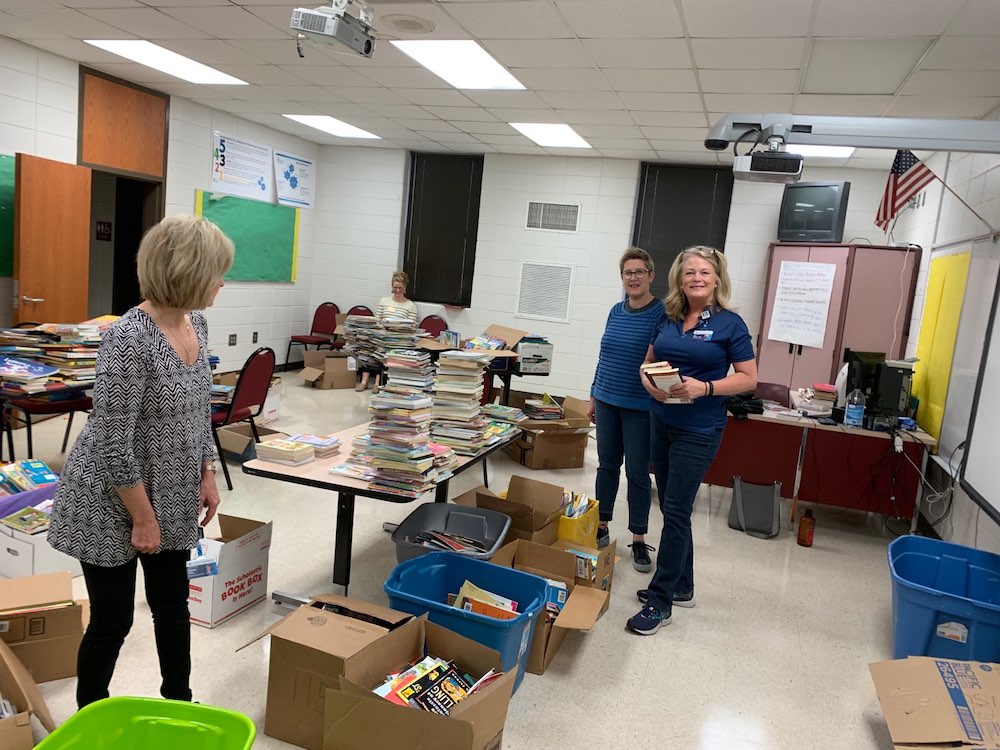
0, 355, 61, 396
812, 383, 837, 404
1, 459, 59, 494
430, 351, 493, 455
330, 434, 377, 481
255, 438, 315, 466
639, 361, 692, 404
524, 396, 564, 420
383, 349, 435, 394
372, 655, 503, 715
428, 440, 458, 479
482, 402, 527, 423
36, 343, 98, 388
286, 433, 342, 458
483, 419, 520, 447
343, 315, 381, 374
366, 391, 438, 498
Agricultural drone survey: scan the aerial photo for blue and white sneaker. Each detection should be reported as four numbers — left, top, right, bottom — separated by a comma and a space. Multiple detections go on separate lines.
637, 589, 696, 608
626, 604, 671, 635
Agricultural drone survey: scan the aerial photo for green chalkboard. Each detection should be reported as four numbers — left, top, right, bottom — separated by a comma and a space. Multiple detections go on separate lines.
0, 154, 15, 277
195, 190, 298, 282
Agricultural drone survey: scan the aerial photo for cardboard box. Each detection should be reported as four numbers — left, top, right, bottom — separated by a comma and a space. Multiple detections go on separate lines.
492, 540, 609, 675
465, 324, 525, 373
188, 514, 273, 629
510, 396, 593, 470
0, 572, 86, 683
0, 524, 82, 578
453, 477, 564, 545
551, 539, 616, 606
301, 352, 355, 390
515, 339, 553, 375
241, 594, 413, 750
0, 640, 57, 750
323, 616, 516, 750
557, 498, 599, 548
217, 423, 288, 463
869, 656, 1000, 749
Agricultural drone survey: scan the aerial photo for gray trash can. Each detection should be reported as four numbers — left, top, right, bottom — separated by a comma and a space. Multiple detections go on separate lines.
391, 502, 511, 563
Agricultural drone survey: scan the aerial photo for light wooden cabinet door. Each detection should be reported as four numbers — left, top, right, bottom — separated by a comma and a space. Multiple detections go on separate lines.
756, 244, 809, 386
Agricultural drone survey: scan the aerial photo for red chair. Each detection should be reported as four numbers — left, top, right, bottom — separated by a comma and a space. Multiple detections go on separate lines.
347, 305, 374, 317
755, 382, 792, 408
212, 347, 276, 491
4, 393, 92, 460
285, 302, 339, 369
419, 315, 448, 338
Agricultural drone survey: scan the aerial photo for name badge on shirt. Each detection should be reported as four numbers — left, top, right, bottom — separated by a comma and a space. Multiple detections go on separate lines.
692, 329, 714, 341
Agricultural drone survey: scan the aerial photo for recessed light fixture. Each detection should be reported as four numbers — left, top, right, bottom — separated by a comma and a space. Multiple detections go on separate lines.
391, 40, 524, 90
282, 114, 380, 139
84, 40, 247, 85
785, 144, 855, 158
510, 123, 591, 149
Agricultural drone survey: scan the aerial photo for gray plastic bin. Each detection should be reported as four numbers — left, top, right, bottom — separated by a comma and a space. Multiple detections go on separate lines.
391, 502, 511, 563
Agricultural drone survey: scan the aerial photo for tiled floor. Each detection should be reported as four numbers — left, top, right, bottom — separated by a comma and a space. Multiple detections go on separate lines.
24, 376, 900, 749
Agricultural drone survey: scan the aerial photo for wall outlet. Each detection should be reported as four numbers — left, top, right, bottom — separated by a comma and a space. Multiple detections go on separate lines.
228, 334, 237, 346
252, 331, 258, 343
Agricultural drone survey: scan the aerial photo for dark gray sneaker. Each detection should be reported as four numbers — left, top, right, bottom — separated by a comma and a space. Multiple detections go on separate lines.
596, 525, 610, 549
628, 541, 654, 573
637, 588, 696, 608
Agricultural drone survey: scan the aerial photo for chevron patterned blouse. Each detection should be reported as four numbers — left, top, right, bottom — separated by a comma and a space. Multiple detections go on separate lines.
48, 307, 215, 566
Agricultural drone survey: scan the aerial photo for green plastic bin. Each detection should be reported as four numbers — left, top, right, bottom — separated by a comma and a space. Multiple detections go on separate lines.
35, 697, 256, 750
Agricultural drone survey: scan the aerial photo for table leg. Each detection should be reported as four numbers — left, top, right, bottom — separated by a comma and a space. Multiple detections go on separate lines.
501, 373, 512, 406
789, 425, 809, 526
333, 491, 355, 594
435, 478, 451, 503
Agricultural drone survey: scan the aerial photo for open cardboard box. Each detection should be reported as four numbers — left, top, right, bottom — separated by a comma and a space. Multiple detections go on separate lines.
492, 539, 610, 675
464, 324, 525, 372
0, 572, 87, 683
551, 538, 616, 607
453, 476, 564, 545
0, 640, 56, 750
217, 423, 288, 463
323, 615, 515, 750
869, 656, 1000, 749
301, 351, 355, 390
510, 396, 594, 471
240, 594, 413, 750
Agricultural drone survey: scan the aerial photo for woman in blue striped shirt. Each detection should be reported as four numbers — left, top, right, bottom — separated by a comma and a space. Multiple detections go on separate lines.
589, 247, 665, 572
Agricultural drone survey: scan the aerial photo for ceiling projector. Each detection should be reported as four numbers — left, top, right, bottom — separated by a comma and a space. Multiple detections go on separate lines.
291, 0, 376, 58
732, 151, 804, 184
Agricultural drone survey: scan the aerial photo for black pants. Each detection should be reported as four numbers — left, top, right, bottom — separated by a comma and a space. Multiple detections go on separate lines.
77, 549, 192, 708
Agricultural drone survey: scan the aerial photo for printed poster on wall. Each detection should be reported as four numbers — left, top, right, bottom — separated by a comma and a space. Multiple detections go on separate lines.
212, 132, 275, 203
767, 261, 837, 349
273, 151, 314, 208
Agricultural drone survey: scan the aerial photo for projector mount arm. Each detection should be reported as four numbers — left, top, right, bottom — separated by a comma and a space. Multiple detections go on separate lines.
325, 0, 374, 28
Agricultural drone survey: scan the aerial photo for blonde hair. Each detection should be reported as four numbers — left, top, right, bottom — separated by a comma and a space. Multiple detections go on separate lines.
391, 270, 409, 288
663, 245, 733, 321
137, 215, 234, 310
619, 247, 654, 274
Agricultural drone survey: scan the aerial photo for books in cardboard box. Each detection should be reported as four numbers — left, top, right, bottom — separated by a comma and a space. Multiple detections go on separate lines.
640, 362, 692, 404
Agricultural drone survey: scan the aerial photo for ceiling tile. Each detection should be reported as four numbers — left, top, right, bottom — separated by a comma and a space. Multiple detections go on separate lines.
157, 39, 261, 64
631, 111, 710, 127
337, 87, 412, 104
86, 61, 177, 84
804, 38, 931, 95
554, 0, 683, 38
356, 66, 450, 88
636, 127, 707, 141
413, 121, 461, 134
814, 0, 965, 36
55, 0, 143, 5
793, 94, 893, 116
594, 148, 656, 159
902, 70, 1000, 96
699, 69, 799, 94
703, 93, 793, 110
13, 36, 120, 60
421, 105, 500, 121
371, 2, 472, 37
922, 37, 1000, 70
391, 88, 477, 106
461, 90, 549, 108
393, 117, 458, 130
451, 121, 517, 135
443, 1, 573, 39
483, 39, 592, 68
278, 66, 373, 86
586, 137, 651, 150
554, 109, 637, 125
575, 124, 644, 138
361, 103, 435, 118
603, 69, 698, 93
945, 0, 1000, 35
690, 37, 805, 68
477, 133, 536, 146
160, 6, 279, 39
264, 85, 346, 103
656, 150, 720, 164
581, 38, 691, 68
618, 92, 703, 110
342, 43, 417, 68
886, 96, 1000, 119
5, 8, 132, 38
80, 7, 208, 38
229, 39, 341, 66
512, 68, 608, 92
681, 0, 812, 37
648, 139, 713, 152
215, 64, 308, 85
538, 91, 623, 109
485, 108, 560, 122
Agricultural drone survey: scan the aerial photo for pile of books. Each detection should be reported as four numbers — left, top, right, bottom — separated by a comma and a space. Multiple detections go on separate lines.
254, 438, 315, 466
428, 441, 458, 478
523, 395, 564, 420
373, 312, 419, 365
382, 349, 434, 394
1, 505, 50, 534
372, 655, 504, 715
640, 361, 691, 403
366, 391, 438, 498
812, 382, 837, 404
404, 529, 489, 553
35, 343, 98, 388
0, 459, 58, 495
483, 419, 520, 447
562, 491, 591, 518
286, 433, 341, 458
330, 433, 376, 481
482, 402, 526, 423
451, 579, 519, 620
464, 334, 506, 350
210, 383, 234, 408
343, 315, 381, 374
430, 351, 493, 455
0, 355, 61, 396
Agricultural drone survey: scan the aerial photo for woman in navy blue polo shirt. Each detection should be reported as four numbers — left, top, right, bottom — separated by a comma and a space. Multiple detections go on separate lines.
627, 245, 757, 636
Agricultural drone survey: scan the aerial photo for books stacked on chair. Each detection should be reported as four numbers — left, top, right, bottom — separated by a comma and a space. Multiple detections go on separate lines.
430, 350, 493, 456
366, 390, 437, 499
343, 315, 381, 375
286, 433, 342, 458
382, 349, 435, 394
254, 438, 315, 466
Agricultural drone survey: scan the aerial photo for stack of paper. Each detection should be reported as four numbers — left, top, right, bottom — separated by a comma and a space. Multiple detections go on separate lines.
430, 351, 493, 455
255, 438, 315, 466
366, 391, 438, 498
372, 313, 419, 364
343, 315, 381, 374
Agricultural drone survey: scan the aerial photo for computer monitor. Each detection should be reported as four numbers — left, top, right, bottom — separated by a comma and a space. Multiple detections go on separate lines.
843, 349, 885, 404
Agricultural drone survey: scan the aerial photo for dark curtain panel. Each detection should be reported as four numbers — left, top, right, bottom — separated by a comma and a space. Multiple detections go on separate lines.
403, 152, 484, 306
632, 163, 734, 299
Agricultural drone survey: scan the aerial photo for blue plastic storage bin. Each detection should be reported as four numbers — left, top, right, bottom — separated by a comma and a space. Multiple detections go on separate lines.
888, 535, 1000, 661
384, 551, 547, 692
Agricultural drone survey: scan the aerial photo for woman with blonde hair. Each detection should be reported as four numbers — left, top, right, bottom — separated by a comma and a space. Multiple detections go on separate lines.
49, 214, 234, 705
358, 270, 418, 390
627, 245, 757, 636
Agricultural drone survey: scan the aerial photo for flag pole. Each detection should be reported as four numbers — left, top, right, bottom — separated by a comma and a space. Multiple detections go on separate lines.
936, 176, 999, 236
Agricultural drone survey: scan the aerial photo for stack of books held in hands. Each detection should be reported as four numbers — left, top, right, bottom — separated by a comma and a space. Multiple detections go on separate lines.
640, 361, 692, 404
372, 655, 504, 716
367, 390, 438, 498
286, 433, 342, 458
430, 350, 493, 455
254, 438, 315, 466
523, 395, 563, 420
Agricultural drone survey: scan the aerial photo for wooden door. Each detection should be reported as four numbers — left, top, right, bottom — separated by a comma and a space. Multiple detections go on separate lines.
14, 154, 92, 323
756, 244, 809, 387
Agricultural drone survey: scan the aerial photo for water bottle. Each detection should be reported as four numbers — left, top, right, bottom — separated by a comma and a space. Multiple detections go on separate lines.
845, 388, 866, 428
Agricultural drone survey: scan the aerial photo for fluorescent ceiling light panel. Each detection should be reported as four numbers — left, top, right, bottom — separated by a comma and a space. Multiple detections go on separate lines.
785, 145, 855, 158
510, 123, 591, 148
84, 40, 247, 85
391, 40, 525, 90
282, 114, 380, 139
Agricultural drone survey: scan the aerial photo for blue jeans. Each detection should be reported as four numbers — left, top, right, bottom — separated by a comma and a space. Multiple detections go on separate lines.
595, 398, 652, 535
645, 415, 723, 614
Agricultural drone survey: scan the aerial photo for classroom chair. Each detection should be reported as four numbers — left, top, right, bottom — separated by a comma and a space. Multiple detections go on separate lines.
4, 393, 93, 461
347, 305, 374, 317
212, 347, 276, 491
285, 302, 339, 369
755, 382, 792, 408
419, 314, 448, 338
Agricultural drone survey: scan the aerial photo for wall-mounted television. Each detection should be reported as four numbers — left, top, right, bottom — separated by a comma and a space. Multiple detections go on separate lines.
777, 181, 851, 243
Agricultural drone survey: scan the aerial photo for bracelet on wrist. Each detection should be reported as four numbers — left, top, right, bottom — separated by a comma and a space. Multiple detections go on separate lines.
202, 462, 218, 474
708, 381, 715, 396
703, 381, 709, 397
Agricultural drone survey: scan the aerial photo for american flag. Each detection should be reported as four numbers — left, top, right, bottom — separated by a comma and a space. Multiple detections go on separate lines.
875, 150, 937, 230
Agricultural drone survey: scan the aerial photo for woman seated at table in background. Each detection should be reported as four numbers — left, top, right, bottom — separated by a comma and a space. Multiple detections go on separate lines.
627, 245, 757, 636
357, 270, 419, 391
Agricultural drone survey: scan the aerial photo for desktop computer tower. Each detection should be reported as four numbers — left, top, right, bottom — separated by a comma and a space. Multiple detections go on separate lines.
872, 362, 912, 417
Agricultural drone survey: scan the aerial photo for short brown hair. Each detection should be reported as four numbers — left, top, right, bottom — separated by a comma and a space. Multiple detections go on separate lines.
391, 270, 409, 288
619, 247, 654, 274
137, 215, 234, 310
663, 245, 734, 320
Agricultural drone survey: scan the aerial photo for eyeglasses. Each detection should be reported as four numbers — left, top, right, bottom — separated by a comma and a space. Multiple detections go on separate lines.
622, 269, 650, 279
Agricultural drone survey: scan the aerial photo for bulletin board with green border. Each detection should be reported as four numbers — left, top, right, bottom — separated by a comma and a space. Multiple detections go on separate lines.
195, 190, 298, 282
0, 154, 15, 277
912, 251, 971, 448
